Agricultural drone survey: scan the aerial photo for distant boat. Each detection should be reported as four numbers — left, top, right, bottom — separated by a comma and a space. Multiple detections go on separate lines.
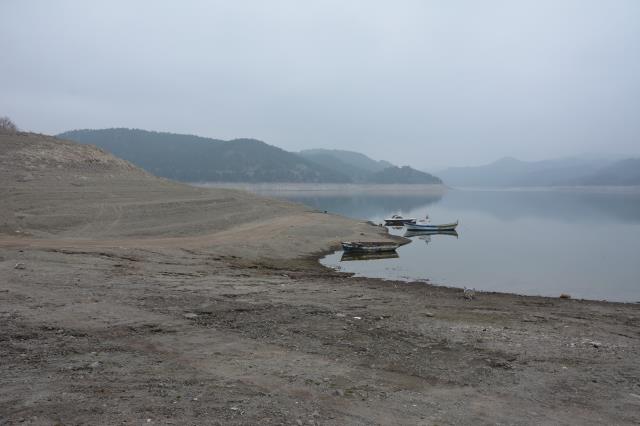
405, 220, 458, 232
383, 214, 416, 226
341, 241, 401, 252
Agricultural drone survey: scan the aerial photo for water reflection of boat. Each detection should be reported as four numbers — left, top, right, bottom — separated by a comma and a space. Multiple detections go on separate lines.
405, 220, 458, 231
403, 229, 459, 238
341, 251, 399, 262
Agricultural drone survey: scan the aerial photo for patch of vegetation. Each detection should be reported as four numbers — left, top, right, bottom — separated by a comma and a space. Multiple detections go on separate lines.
366, 166, 442, 184
0, 116, 18, 134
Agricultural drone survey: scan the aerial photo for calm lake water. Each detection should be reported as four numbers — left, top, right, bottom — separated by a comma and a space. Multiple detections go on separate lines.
204, 184, 640, 302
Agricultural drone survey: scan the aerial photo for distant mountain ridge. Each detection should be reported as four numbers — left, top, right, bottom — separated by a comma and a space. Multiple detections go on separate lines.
57, 128, 444, 184
299, 148, 441, 184
574, 158, 640, 186
300, 149, 393, 173
437, 156, 638, 187
366, 166, 443, 184
298, 150, 372, 182
58, 128, 350, 183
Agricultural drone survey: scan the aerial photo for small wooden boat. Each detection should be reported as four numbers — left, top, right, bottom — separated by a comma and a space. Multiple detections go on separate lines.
341, 241, 401, 252
383, 214, 416, 226
405, 220, 458, 232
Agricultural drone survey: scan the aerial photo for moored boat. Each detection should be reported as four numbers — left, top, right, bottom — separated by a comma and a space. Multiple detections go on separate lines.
383, 214, 417, 226
405, 220, 458, 232
341, 241, 401, 252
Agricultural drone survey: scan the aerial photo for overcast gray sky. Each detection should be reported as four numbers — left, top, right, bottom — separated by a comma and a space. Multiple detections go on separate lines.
1, 0, 639, 169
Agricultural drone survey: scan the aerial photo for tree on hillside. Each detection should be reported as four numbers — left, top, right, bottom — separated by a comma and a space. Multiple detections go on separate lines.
0, 116, 18, 134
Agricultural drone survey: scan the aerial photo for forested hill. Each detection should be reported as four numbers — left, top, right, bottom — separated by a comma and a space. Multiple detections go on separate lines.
57, 128, 350, 183
58, 128, 445, 184
366, 166, 443, 184
299, 149, 441, 184
299, 149, 393, 173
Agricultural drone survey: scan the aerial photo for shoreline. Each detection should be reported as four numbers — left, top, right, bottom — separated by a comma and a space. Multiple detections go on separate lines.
193, 182, 449, 195
448, 185, 640, 193
3, 236, 639, 424
319, 250, 639, 306
319, 249, 640, 305
2, 133, 639, 424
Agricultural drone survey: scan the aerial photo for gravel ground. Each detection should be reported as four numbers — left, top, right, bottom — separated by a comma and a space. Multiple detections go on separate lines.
1, 133, 639, 425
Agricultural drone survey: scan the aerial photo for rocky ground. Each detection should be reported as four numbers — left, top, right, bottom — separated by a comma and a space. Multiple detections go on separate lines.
1, 133, 639, 425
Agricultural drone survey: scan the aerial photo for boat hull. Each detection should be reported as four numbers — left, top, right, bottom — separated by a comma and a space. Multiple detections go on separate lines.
383, 218, 416, 226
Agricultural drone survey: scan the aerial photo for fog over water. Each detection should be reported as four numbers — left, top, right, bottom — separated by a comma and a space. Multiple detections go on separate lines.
2, 0, 639, 169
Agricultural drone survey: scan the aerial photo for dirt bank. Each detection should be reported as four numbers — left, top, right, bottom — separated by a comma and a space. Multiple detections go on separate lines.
1, 134, 639, 425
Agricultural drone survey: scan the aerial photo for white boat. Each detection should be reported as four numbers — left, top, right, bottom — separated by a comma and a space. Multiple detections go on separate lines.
405, 220, 458, 232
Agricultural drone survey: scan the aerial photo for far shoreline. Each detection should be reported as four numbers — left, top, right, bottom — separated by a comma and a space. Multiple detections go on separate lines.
192, 181, 640, 195
192, 182, 449, 195
447, 185, 640, 193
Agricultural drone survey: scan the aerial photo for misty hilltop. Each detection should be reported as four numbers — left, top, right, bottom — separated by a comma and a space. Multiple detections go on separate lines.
299, 149, 440, 184
574, 158, 640, 186
57, 128, 443, 184
299, 149, 393, 181
438, 156, 640, 187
